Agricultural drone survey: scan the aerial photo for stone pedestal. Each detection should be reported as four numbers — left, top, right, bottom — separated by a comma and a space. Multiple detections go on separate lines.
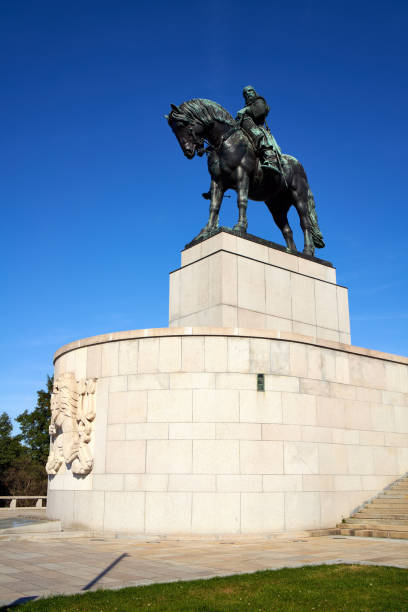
169, 229, 351, 344
46, 230, 408, 536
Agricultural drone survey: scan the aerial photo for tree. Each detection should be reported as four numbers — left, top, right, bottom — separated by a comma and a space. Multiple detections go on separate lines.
0, 376, 53, 499
2, 455, 47, 497
16, 375, 53, 466
0, 412, 23, 495
0, 412, 22, 470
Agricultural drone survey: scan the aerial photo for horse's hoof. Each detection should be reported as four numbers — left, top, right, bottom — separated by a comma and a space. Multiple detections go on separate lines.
303, 248, 315, 257
233, 224, 247, 233
195, 225, 217, 241
194, 228, 208, 241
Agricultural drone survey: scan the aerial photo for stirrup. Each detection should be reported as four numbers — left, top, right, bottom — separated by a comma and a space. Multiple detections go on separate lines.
261, 163, 281, 174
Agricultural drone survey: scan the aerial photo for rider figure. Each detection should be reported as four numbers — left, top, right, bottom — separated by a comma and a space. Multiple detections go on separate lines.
202, 85, 283, 200
235, 86, 282, 174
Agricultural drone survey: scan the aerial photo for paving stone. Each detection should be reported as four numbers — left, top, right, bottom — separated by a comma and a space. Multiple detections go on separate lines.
0, 535, 407, 607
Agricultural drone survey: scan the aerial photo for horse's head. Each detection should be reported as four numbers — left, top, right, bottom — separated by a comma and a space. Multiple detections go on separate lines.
166, 103, 205, 159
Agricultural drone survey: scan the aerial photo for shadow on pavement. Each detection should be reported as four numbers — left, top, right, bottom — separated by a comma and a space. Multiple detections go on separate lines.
83, 553, 130, 590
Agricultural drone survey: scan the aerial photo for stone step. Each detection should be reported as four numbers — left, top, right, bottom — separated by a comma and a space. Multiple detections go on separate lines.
370, 495, 408, 500
346, 519, 408, 527
369, 499, 408, 504
377, 498, 408, 502
361, 503, 408, 509
338, 520, 408, 531
366, 499, 408, 510
308, 528, 341, 537
345, 517, 408, 526
386, 493, 408, 497
355, 513, 408, 520
309, 476, 408, 540
338, 527, 408, 540
0, 529, 93, 542
378, 493, 408, 498
365, 503, 408, 509
368, 504, 408, 510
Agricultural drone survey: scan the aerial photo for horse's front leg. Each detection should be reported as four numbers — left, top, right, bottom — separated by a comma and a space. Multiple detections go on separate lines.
233, 167, 249, 233
207, 179, 224, 230
195, 179, 224, 240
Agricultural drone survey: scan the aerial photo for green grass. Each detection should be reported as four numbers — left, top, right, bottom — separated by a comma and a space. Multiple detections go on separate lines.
5, 564, 408, 611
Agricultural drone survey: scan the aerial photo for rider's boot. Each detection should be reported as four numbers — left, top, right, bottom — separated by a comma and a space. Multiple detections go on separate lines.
260, 148, 281, 174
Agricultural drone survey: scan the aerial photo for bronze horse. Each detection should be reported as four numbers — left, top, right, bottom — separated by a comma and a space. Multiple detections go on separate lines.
167, 98, 324, 256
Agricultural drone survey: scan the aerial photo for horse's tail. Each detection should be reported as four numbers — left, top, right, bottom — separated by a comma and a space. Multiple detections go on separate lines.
307, 188, 325, 249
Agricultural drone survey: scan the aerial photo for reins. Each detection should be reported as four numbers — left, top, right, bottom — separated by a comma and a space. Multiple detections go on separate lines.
198, 124, 240, 155
212, 125, 240, 152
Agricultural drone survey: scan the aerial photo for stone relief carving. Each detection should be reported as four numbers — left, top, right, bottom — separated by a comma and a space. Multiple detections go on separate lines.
46, 372, 97, 476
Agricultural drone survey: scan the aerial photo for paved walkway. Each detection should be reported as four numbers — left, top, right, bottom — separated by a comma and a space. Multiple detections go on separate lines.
0, 534, 407, 608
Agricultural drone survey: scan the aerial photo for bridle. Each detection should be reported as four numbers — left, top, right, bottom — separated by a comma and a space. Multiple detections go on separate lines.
188, 120, 240, 157
184, 121, 208, 157
174, 114, 238, 157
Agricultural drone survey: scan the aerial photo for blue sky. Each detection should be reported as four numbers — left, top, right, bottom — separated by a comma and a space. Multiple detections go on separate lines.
1, 0, 407, 426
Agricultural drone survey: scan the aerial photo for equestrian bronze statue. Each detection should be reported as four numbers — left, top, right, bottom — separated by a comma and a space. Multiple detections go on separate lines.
166, 86, 325, 257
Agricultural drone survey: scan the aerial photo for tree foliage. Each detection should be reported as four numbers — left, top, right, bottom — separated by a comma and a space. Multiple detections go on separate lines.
0, 412, 22, 469
16, 375, 53, 466
0, 376, 52, 498
2, 455, 47, 497
0, 412, 23, 495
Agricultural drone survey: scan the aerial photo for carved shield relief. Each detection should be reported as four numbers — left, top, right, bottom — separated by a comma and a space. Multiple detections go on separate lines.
46, 372, 97, 476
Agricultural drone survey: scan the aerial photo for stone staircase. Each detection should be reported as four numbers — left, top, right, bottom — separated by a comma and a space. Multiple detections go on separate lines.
311, 474, 408, 539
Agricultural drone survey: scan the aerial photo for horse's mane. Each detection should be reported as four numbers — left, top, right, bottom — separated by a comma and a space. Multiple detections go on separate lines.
172, 98, 235, 127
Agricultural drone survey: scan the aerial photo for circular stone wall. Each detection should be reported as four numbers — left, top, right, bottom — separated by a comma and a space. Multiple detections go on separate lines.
46, 327, 408, 535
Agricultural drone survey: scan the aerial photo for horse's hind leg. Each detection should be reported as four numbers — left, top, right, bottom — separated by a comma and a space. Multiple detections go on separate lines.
294, 198, 314, 256
290, 179, 314, 256
266, 201, 296, 252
